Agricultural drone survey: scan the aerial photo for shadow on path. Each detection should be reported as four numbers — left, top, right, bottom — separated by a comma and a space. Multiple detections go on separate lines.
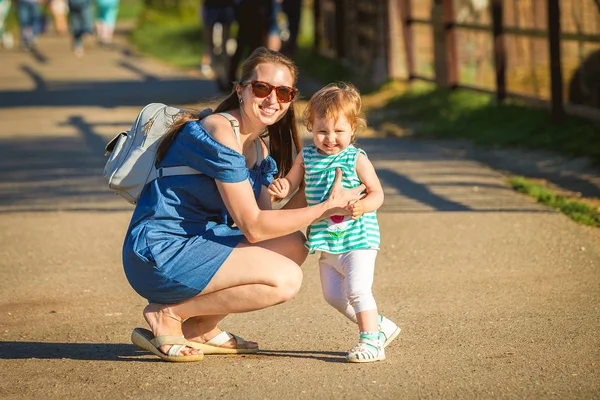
0, 341, 150, 362
0, 342, 347, 363
0, 77, 220, 109
0, 122, 552, 213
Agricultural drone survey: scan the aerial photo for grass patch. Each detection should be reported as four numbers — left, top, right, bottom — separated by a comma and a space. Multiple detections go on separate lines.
379, 83, 600, 165
118, 0, 145, 21
508, 176, 600, 227
295, 48, 354, 86
131, 12, 204, 69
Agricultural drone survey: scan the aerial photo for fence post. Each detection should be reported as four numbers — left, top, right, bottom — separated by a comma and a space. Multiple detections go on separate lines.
491, 0, 506, 102
398, 0, 415, 81
432, 0, 458, 87
387, 0, 405, 79
547, 0, 565, 123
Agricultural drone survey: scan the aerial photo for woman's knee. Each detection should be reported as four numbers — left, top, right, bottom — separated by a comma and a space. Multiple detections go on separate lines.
284, 231, 308, 266
274, 262, 303, 303
265, 231, 308, 266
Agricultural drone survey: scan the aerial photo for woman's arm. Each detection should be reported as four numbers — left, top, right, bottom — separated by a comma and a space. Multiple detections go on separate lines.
203, 115, 364, 243
217, 169, 362, 243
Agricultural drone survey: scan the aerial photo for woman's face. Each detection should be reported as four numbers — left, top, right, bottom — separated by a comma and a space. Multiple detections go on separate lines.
238, 62, 295, 127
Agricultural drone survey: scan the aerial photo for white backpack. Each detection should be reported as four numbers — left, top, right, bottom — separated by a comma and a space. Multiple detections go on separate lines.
103, 103, 243, 204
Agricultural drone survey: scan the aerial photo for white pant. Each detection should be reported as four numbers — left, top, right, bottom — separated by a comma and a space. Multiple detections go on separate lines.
319, 249, 378, 323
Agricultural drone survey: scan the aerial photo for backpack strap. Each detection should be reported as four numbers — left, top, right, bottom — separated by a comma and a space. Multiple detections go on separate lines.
255, 137, 263, 166
216, 112, 242, 148
156, 165, 200, 179
155, 112, 241, 180
218, 112, 264, 165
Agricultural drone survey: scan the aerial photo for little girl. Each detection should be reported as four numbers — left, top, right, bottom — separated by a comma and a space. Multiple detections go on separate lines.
268, 82, 400, 363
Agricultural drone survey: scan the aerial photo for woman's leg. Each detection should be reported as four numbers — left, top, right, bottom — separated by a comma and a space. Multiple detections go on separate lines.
144, 231, 307, 354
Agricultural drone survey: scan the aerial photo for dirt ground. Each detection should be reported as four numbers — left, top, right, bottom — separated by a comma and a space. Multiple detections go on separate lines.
0, 29, 598, 399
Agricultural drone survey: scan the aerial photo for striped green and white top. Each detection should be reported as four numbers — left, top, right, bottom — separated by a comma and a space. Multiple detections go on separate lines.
303, 144, 380, 254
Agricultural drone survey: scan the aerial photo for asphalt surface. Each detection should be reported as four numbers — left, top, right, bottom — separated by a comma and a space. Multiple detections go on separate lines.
0, 29, 598, 399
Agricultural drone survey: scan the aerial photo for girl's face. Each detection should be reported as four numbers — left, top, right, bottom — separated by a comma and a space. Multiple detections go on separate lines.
311, 114, 354, 155
238, 62, 295, 128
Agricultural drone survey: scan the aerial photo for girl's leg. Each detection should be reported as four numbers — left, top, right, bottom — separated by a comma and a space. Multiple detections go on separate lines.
342, 249, 384, 362
319, 252, 357, 322
342, 249, 378, 332
143, 231, 307, 354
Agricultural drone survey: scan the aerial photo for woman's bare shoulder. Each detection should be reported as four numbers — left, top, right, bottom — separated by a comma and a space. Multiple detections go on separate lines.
200, 114, 240, 150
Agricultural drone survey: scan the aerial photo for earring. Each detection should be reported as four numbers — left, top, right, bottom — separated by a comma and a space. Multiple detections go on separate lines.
239, 97, 243, 104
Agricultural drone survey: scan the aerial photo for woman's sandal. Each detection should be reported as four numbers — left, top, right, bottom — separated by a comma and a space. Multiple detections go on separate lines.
193, 331, 259, 355
131, 328, 205, 362
346, 338, 385, 363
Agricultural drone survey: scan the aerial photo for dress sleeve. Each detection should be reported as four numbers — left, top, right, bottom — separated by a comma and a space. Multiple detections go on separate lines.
259, 155, 278, 187
167, 121, 250, 183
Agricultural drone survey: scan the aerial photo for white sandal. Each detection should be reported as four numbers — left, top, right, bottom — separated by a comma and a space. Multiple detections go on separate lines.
379, 315, 401, 348
346, 338, 385, 363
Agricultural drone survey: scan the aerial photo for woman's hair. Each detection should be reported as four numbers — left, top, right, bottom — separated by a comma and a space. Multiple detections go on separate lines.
156, 47, 301, 178
303, 81, 367, 141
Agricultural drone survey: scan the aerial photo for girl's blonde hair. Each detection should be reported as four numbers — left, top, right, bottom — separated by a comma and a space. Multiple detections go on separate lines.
303, 82, 366, 140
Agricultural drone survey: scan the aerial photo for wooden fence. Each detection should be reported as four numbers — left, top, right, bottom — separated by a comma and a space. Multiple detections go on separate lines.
314, 0, 600, 122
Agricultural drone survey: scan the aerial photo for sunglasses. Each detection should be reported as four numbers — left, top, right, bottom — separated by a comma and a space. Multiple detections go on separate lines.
243, 80, 298, 103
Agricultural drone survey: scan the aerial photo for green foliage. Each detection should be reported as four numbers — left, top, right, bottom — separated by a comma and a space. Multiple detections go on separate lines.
508, 176, 600, 227
382, 84, 600, 165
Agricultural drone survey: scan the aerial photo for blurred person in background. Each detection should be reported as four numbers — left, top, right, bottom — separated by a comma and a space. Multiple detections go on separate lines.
67, 0, 92, 56
225, 0, 271, 91
48, 0, 68, 35
266, 0, 282, 51
280, 0, 301, 59
17, 0, 41, 50
0, 0, 14, 48
95, 0, 119, 45
200, 0, 235, 79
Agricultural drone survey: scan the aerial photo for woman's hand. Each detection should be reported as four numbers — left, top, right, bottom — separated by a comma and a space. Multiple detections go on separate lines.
325, 168, 366, 210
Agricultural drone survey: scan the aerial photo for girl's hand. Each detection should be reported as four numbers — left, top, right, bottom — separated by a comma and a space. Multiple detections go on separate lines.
326, 168, 365, 210
345, 200, 364, 220
268, 178, 291, 199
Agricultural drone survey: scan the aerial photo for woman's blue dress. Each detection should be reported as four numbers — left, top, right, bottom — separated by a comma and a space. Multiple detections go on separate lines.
122, 120, 277, 304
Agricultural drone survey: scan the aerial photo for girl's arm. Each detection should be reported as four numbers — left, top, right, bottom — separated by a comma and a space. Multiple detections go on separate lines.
348, 153, 384, 218
268, 153, 304, 199
282, 153, 305, 193
257, 186, 273, 210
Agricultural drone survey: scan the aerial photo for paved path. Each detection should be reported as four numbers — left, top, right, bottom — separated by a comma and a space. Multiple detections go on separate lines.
0, 29, 599, 399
